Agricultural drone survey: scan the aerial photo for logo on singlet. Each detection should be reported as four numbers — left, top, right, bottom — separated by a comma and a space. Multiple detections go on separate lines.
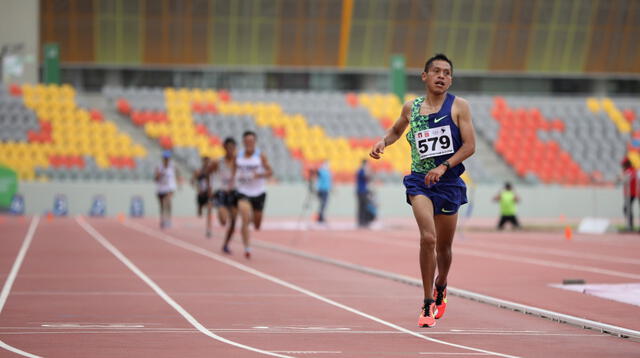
434, 115, 447, 123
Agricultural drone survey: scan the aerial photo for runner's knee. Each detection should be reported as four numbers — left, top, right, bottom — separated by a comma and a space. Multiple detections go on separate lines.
419, 231, 436, 249
436, 244, 451, 257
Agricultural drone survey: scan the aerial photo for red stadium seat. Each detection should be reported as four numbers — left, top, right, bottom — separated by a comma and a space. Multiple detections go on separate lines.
89, 109, 104, 122
9, 83, 22, 96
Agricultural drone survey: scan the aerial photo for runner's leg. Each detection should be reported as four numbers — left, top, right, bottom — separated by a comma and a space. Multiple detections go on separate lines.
164, 193, 173, 227
214, 192, 231, 226
253, 210, 263, 230
410, 195, 437, 300
218, 205, 229, 227
205, 200, 213, 237
238, 199, 252, 249
434, 213, 458, 287
158, 195, 165, 227
222, 207, 238, 250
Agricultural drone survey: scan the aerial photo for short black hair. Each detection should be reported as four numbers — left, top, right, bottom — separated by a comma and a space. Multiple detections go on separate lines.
424, 53, 453, 74
223, 137, 236, 146
242, 130, 256, 138
504, 182, 512, 190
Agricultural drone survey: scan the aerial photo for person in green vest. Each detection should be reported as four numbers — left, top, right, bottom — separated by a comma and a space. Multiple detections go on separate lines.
493, 182, 520, 230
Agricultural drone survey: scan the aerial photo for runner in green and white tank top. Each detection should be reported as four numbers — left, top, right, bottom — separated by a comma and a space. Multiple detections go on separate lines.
369, 54, 477, 328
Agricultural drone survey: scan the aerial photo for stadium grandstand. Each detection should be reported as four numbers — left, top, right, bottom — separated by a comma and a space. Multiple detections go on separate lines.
2, 1, 640, 357
1, 0, 638, 219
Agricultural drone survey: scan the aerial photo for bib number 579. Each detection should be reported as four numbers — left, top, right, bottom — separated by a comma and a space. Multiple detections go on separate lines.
414, 125, 455, 159
418, 136, 451, 155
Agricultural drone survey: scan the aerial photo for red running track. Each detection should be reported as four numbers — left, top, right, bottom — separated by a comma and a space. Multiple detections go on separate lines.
0, 216, 637, 357
245, 223, 640, 332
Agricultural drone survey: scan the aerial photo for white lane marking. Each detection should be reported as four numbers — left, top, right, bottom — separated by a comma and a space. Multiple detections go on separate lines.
0, 217, 40, 312
376, 230, 640, 265
283, 327, 350, 331
0, 329, 609, 337
124, 220, 520, 358
463, 241, 640, 265
331, 231, 640, 280
454, 248, 640, 280
0, 216, 42, 358
450, 329, 544, 333
75, 216, 294, 358
0, 341, 41, 358
41, 323, 145, 328
419, 353, 489, 355
272, 352, 341, 355
255, 240, 640, 340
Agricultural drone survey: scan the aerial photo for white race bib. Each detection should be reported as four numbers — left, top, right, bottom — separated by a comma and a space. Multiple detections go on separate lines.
414, 125, 454, 159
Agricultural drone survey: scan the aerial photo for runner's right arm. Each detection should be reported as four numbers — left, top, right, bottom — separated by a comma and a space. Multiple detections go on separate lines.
228, 159, 236, 191
369, 101, 411, 159
154, 167, 162, 182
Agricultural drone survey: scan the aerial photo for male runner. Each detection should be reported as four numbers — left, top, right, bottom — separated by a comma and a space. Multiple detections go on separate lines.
231, 131, 273, 259
370, 54, 476, 328
213, 137, 239, 253
154, 150, 182, 229
191, 157, 211, 218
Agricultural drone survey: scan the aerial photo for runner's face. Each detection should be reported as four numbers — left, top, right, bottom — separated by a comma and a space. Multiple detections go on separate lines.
243, 135, 256, 153
224, 143, 236, 157
422, 60, 452, 95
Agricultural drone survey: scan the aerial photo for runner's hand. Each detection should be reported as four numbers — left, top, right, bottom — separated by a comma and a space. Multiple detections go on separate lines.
425, 165, 446, 186
370, 140, 386, 159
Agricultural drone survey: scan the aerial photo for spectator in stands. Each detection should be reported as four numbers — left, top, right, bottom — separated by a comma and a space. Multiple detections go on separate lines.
356, 159, 373, 228
493, 182, 521, 230
621, 158, 637, 232
155, 150, 182, 229
315, 160, 332, 223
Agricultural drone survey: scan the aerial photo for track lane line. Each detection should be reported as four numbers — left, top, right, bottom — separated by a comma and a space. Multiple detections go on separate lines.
253, 239, 640, 341
122, 219, 520, 358
461, 241, 640, 265
383, 230, 640, 265
0, 216, 42, 358
75, 216, 295, 358
324, 231, 640, 280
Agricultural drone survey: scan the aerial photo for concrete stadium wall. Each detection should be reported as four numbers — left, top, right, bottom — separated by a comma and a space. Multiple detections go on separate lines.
16, 182, 621, 220
0, 0, 39, 84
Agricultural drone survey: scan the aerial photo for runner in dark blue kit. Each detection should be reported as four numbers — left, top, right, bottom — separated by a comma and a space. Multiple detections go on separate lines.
370, 54, 476, 328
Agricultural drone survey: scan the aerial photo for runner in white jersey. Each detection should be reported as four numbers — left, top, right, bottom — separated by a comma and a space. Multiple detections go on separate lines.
209, 137, 239, 253
154, 150, 181, 229
230, 131, 273, 259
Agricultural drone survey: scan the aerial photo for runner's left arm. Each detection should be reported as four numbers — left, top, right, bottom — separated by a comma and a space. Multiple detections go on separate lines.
257, 153, 273, 179
445, 97, 476, 167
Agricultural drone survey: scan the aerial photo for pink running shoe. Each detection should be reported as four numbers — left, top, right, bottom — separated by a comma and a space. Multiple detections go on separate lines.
418, 301, 436, 328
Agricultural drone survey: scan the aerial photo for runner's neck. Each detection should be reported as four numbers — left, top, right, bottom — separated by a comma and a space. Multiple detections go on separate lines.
424, 91, 447, 109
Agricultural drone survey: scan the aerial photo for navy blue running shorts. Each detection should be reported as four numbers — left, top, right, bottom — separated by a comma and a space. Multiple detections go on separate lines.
403, 172, 468, 215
